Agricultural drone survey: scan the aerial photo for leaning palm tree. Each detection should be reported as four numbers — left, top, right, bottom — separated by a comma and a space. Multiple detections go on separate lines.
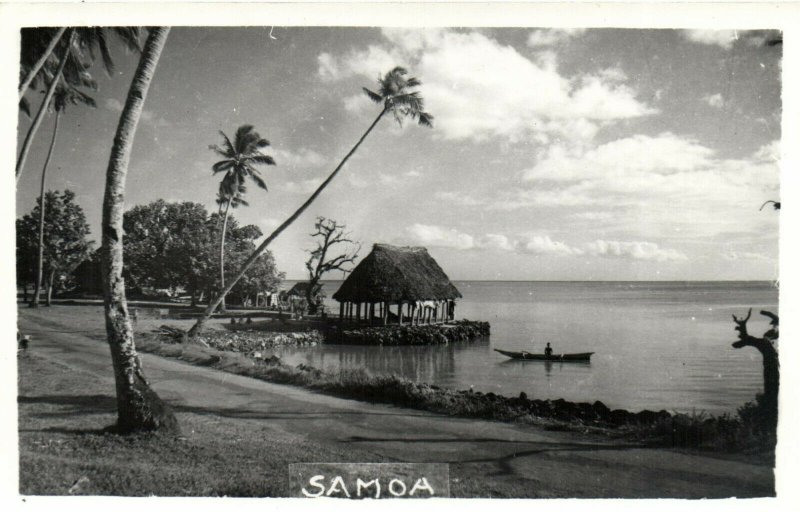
188, 66, 432, 336
16, 27, 141, 183
31, 83, 96, 308
209, 125, 274, 311
101, 27, 178, 433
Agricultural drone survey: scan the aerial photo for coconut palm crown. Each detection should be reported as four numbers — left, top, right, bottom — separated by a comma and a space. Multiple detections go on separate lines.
210, 125, 275, 195
362, 66, 434, 128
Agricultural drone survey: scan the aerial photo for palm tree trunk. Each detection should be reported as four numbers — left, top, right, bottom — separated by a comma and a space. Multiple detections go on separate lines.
19, 27, 68, 100
45, 268, 55, 306
32, 110, 60, 308
218, 197, 232, 312
100, 27, 178, 434
16, 29, 74, 184
188, 106, 388, 337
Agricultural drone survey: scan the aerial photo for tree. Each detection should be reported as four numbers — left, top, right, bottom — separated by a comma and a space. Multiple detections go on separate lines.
18, 190, 93, 305
732, 309, 779, 426
304, 217, 360, 314
210, 125, 275, 311
122, 200, 210, 295
17, 27, 141, 183
188, 66, 432, 337
31, 84, 96, 308
100, 27, 178, 434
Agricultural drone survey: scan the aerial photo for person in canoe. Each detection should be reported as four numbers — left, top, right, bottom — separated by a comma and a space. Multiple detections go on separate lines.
544, 342, 553, 357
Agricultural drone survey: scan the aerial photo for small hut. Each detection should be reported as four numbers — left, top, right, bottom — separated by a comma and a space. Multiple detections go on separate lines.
332, 244, 461, 326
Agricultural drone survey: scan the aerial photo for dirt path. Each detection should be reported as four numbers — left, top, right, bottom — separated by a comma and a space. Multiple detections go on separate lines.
17, 306, 774, 498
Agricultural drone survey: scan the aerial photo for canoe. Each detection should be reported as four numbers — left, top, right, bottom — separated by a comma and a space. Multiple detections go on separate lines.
494, 348, 594, 362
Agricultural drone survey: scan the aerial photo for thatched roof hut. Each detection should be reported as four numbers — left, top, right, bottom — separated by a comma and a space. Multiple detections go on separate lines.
333, 244, 461, 325
286, 282, 312, 297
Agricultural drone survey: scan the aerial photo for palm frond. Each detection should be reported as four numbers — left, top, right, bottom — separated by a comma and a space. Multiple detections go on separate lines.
208, 144, 229, 158
256, 137, 270, 148
406, 76, 422, 88
363, 87, 383, 103
219, 130, 235, 156
113, 27, 142, 53
212, 160, 235, 174
417, 111, 434, 128
234, 124, 255, 153
249, 154, 276, 166
249, 173, 268, 191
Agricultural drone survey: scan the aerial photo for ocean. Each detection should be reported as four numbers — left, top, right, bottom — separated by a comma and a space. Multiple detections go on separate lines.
274, 280, 778, 414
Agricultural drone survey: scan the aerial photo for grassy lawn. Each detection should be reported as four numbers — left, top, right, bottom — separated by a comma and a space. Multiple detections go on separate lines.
17, 351, 390, 496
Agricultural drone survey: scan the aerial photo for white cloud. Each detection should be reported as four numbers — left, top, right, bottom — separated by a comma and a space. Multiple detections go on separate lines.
682, 29, 738, 49
519, 134, 780, 239
703, 93, 724, 108
527, 28, 586, 47
320, 28, 655, 143
105, 98, 124, 112
106, 97, 169, 128
434, 191, 482, 206
281, 178, 320, 194
520, 235, 581, 256
402, 224, 685, 262
405, 223, 475, 250
272, 147, 326, 168
584, 240, 687, 261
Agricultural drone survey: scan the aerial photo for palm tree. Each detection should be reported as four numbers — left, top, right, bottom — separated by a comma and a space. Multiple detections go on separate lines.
209, 125, 275, 311
101, 27, 178, 433
31, 83, 96, 308
18, 27, 67, 101
188, 66, 432, 336
16, 27, 141, 183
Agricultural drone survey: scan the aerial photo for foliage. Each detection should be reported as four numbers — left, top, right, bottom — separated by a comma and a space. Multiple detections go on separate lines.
16, 190, 93, 296
121, 200, 283, 303
304, 217, 360, 314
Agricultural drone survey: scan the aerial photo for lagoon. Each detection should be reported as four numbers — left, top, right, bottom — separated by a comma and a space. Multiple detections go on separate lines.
273, 280, 778, 414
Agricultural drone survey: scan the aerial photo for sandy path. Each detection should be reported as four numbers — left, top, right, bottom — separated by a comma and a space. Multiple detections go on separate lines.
17, 306, 774, 498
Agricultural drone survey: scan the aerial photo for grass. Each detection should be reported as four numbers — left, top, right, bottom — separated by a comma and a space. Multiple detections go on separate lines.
17, 351, 390, 496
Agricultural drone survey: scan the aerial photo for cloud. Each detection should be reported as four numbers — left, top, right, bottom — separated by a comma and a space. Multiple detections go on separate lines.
105, 98, 124, 112
682, 29, 738, 49
105, 97, 169, 128
527, 28, 587, 47
405, 223, 475, 250
584, 240, 687, 261
281, 178, 320, 194
320, 28, 655, 143
402, 224, 685, 261
703, 93, 724, 108
518, 134, 780, 239
272, 147, 326, 168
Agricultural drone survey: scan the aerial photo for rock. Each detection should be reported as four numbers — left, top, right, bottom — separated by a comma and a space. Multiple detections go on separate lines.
519, 391, 527, 401
68, 475, 90, 494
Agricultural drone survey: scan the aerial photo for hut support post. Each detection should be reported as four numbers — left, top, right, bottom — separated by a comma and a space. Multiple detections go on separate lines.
398, 302, 403, 326
383, 301, 388, 325
369, 303, 375, 325
339, 302, 344, 323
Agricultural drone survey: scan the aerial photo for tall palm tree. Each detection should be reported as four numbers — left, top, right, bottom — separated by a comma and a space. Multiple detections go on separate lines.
209, 125, 274, 311
101, 27, 178, 433
31, 83, 96, 308
16, 27, 141, 183
188, 66, 432, 336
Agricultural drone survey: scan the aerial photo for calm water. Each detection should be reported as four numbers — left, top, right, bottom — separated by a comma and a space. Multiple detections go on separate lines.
274, 281, 778, 414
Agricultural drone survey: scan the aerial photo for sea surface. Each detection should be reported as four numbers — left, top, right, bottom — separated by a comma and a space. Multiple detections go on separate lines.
273, 280, 778, 414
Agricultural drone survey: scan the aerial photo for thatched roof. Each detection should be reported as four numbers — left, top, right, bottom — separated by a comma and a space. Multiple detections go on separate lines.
332, 244, 461, 303
286, 282, 311, 297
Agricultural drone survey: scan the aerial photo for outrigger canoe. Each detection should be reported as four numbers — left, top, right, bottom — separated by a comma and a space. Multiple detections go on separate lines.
494, 348, 594, 362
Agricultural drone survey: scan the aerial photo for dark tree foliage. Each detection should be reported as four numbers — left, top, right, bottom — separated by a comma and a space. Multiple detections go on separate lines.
16, 190, 93, 304
122, 200, 282, 305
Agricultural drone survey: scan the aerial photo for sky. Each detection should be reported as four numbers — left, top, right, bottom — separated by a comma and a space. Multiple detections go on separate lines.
15, 27, 781, 281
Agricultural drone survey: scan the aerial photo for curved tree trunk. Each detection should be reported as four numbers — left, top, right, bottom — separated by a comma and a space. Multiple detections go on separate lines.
16, 29, 74, 184
32, 109, 60, 308
100, 27, 178, 434
188, 107, 388, 337
732, 310, 780, 413
218, 197, 232, 312
19, 27, 67, 100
